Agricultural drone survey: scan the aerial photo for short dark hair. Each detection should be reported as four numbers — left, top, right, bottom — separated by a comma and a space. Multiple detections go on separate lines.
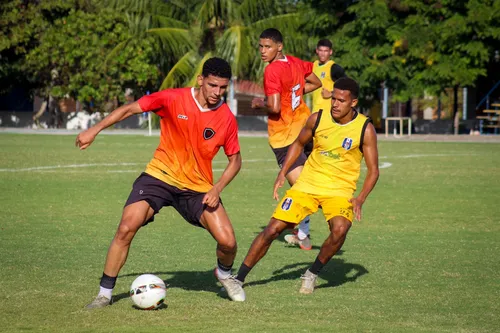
334, 77, 359, 99
260, 28, 283, 43
317, 39, 333, 49
202, 57, 232, 79
331, 64, 346, 81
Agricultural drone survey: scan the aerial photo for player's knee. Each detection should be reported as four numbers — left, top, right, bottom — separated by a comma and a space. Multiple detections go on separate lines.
331, 220, 351, 237
116, 217, 141, 242
263, 224, 282, 242
218, 238, 237, 254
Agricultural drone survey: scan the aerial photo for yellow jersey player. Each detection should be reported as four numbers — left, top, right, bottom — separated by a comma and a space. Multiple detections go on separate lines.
284, 40, 347, 248
311, 39, 346, 113
236, 77, 379, 296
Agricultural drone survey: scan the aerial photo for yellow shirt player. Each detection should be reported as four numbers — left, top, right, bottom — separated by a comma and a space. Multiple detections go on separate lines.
235, 77, 380, 297
311, 39, 346, 113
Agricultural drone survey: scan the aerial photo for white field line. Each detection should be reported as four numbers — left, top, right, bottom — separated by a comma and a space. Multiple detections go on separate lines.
2, 152, 467, 173
0, 160, 276, 172
1, 161, 393, 173
379, 153, 478, 159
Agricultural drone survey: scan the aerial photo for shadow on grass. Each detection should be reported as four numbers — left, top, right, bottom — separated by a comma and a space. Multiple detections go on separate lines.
254, 225, 345, 252
113, 269, 228, 304
110, 255, 366, 305
245, 259, 368, 290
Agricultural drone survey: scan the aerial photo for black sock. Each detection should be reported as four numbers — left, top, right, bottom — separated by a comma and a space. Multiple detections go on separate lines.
310, 257, 325, 275
217, 259, 233, 272
100, 273, 117, 289
236, 264, 252, 282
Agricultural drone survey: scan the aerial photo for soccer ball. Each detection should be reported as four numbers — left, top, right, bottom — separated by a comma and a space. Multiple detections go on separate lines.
129, 274, 167, 310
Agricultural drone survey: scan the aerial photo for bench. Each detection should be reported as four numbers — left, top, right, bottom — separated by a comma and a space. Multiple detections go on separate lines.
385, 117, 412, 137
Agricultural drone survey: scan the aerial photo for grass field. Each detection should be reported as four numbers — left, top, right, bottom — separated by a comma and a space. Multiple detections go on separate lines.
1, 133, 499, 332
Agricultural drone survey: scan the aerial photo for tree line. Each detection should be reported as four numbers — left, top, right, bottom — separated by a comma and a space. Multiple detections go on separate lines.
1, 0, 499, 110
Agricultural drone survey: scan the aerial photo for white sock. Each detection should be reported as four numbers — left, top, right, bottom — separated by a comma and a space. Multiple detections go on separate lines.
297, 216, 310, 240
216, 267, 231, 279
98, 286, 113, 299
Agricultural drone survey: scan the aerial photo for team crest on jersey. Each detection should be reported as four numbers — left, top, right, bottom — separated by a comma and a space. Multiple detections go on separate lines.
342, 137, 353, 150
281, 198, 293, 211
203, 128, 215, 140
321, 71, 326, 79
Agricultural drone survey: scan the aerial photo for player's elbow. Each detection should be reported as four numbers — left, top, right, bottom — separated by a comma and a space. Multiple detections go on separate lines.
267, 106, 280, 115
123, 102, 143, 117
370, 167, 380, 182
229, 153, 242, 172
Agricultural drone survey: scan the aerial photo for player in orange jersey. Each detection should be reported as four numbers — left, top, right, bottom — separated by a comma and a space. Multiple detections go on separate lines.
77, 58, 246, 308
251, 28, 322, 250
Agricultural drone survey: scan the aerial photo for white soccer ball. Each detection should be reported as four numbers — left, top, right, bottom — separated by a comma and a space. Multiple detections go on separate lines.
129, 274, 167, 310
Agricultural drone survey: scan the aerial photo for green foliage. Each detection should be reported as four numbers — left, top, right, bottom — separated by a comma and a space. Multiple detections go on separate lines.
22, 8, 159, 108
0, 0, 77, 94
3, 0, 499, 110
328, 0, 500, 101
95, 0, 304, 105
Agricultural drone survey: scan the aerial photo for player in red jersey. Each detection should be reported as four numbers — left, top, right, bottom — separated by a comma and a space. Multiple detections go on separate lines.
251, 28, 322, 250
77, 58, 246, 308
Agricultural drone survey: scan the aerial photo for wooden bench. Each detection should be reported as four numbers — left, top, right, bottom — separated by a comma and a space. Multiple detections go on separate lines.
483, 109, 500, 114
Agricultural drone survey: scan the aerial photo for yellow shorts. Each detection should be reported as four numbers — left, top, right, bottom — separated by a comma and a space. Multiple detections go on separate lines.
272, 189, 353, 223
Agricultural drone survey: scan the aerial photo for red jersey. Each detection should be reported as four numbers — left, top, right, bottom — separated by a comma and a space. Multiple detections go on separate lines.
137, 87, 240, 192
264, 55, 313, 148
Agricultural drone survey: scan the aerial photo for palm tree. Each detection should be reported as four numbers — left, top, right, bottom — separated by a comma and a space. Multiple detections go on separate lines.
101, 0, 308, 89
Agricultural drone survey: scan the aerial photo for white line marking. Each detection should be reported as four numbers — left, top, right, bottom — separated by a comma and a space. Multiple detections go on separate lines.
0, 163, 141, 172
0, 160, 276, 172
5, 153, 460, 173
379, 153, 477, 159
378, 162, 392, 169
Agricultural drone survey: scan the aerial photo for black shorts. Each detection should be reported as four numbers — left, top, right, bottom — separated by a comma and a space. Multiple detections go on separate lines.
125, 173, 213, 228
272, 144, 308, 174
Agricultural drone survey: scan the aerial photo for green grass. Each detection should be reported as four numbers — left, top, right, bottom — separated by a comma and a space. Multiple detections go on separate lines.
1, 133, 499, 332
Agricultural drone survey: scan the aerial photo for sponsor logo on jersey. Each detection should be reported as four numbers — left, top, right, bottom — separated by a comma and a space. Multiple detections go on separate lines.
281, 198, 293, 211
203, 128, 215, 140
342, 137, 353, 150
320, 151, 340, 159
177, 114, 188, 120
321, 71, 326, 79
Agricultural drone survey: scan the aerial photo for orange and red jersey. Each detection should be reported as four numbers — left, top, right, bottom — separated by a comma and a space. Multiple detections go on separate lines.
137, 87, 240, 192
264, 55, 313, 148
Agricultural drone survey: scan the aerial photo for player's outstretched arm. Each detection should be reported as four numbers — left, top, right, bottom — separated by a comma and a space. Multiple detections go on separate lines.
273, 113, 318, 200
349, 123, 379, 220
304, 72, 322, 95
75, 101, 144, 150
204, 152, 242, 207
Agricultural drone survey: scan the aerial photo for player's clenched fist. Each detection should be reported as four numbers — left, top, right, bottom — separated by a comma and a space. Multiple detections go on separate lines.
75, 128, 98, 150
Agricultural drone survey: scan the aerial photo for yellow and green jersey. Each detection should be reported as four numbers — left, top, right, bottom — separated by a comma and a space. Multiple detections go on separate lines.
293, 110, 370, 197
